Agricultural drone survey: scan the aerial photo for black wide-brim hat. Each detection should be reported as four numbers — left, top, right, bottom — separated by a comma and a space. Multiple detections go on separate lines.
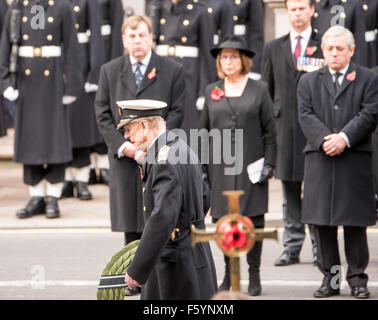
210, 35, 255, 58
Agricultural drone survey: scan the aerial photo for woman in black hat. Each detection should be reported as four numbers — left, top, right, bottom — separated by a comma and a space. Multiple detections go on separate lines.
199, 35, 276, 296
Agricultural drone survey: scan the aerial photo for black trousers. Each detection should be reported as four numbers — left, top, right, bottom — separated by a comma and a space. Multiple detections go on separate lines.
23, 164, 66, 186
124, 232, 142, 246
313, 225, 369, 288
91, 143, 108, 155
68, 147, 91, 168
282, 180, 316, 257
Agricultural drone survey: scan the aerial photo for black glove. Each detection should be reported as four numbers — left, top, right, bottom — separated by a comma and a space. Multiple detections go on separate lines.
258, 165, 274, 183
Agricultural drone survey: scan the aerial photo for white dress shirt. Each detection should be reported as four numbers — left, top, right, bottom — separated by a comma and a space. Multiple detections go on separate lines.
290, 26, 313, 57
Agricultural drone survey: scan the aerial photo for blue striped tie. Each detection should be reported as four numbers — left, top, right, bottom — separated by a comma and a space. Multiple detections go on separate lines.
134, 62, 143, 87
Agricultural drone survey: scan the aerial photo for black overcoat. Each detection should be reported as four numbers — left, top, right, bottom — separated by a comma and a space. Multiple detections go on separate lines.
96, 0, 123, 62
262, 31, 323, 181
229, 0, 264, 74
199, 78, 276, 219
154, 0, 216, 131
0, 0, 83, 165
126, 131, 218, 300
312, 0, 367, 66
68, 0, 106, 149
362, 0, 377, 68
298, 63, 378, 226
94, 52, 185, 232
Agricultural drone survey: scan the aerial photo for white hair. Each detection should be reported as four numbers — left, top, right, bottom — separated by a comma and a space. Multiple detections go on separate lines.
321, 25, 355, 49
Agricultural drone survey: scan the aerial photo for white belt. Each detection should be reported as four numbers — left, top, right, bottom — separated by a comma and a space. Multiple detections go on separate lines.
365, 29, 377, 42
101, 24, 111, 36
77, 32, 90, 44
156, 45, 199, 58
18, 46, 61, 58
234, 24, 246, 36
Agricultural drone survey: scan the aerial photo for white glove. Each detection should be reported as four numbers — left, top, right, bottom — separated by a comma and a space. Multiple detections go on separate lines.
196, 96, 205, 111
248, 72, 261, 81
84, 82, 98, 93
62, 95, 77, 105
134, 150, 146, 164
3, 86, 19, 101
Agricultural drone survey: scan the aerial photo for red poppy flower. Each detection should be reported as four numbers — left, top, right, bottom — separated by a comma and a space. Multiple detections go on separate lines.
210, 86, 225, 101
346, 71, 356, 82
148, 68, 157, 80
306, 46, 317, 56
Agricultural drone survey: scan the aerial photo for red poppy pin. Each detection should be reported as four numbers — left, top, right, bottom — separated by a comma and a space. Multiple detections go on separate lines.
210, 86, 225, 101
148, 67, 157, 80
346, 71, 356, 82
306, 46, 317, 56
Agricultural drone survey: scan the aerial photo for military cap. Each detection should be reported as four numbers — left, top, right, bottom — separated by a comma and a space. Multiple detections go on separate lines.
116, 99, 167, 129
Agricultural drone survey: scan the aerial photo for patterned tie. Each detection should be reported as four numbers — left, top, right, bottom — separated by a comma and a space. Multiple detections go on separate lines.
293, 35, 302, 65
134, 62, 143, 87
334, 72, 342, 93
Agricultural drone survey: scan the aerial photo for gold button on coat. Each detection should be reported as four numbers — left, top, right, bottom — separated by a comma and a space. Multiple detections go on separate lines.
44, 70, 50, 77
74, 5, 80, 12
22, 16, 28, 23
233, 15, 238, 22
23, 0, 28, 6
144, 206, 147, 212
48, 0, 54, 5
181, 36, 187, 43
48, 17, 54, 23
208, 8, 213, 14
25, 69, 31, 76
22, 34, 29, 41
363, 4, 368, 10
160, 18, 166, 24
47, 34, 53, 41
183, 19, 190, 26
159, 35, 165, 41
187, 4, 193, 10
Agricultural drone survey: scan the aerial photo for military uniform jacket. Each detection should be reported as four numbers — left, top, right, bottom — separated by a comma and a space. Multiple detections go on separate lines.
362, 0, 377, 68
199, 79, 276, 220
68, 0, 106, 149
155, 0, 216, 131
0, 0, 83, 164
312, 0, 367, 66
229, 0, 264, 74
262, 31, 323, 181
201, 0, 233, 46
96, 0, 123, 62
298, 63, 378, 226
94, 52, 185, 232
127, 131, 218, 300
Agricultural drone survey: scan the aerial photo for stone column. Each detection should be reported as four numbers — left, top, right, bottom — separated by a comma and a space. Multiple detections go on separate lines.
263, 0, 290, 42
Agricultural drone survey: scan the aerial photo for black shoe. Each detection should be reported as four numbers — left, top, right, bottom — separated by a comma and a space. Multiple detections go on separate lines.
313, 285, 340, 298
274, 252, 299, 266
61, 181, 74, 199
125, 286, 141, 296
88, 169, 97, 185
45, 196, 60, 219
76, 182, 92, 200
16, 197, 45, 219
218, 259, 230, 291
98, 169, 109, 185
351, 285, 370, 299
248, 272, 261, 296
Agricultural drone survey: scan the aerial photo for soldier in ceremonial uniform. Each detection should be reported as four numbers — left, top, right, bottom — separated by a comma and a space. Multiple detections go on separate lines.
262, 0, 321, 267
0, 0, 9, 137
61, 0, 106, 201
95, 15, 184, 295
361, 1, 377, 68
89, 0, 124, 185
311, 0, 367, 66
229, 0, 265, 77
121, 100, 217, 300
150, 0, 216, 132
0, 0, 82, 218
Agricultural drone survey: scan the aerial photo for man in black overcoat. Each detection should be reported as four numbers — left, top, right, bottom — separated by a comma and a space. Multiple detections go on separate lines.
94, 15, 185, 295
120, 100, 217, 300
262, 0, 321, 266
0, 0, 82, 218
298, 25, 378, 299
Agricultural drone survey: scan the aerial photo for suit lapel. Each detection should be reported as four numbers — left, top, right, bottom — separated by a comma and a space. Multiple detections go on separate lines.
336, 64, 356, 99
120, 55, 138, 96
281, 35, 296, 73
320, 67, 337, 97
136, 52, 159, 96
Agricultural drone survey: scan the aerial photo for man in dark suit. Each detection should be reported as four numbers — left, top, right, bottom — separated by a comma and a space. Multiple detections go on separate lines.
298, 25, 378, 299
262, 0, 322, 266
94, 15, 184, 293
120, 100, 217, 300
